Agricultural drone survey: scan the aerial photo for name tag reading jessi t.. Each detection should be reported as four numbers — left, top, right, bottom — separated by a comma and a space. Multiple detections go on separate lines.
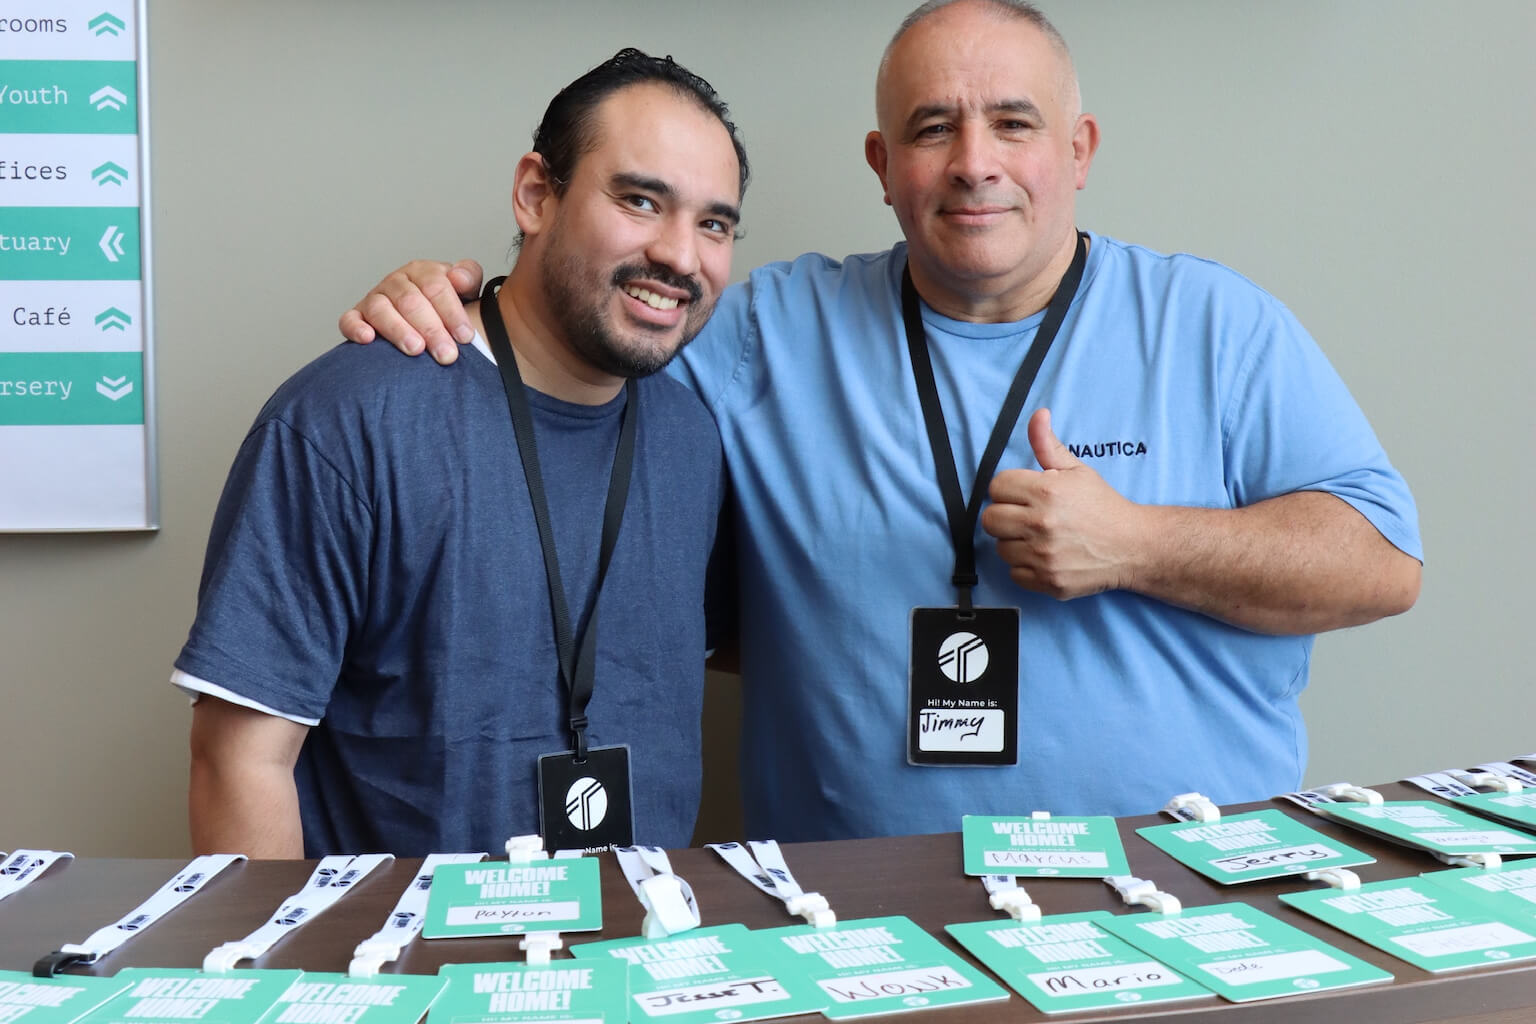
908, 606, 1018, 766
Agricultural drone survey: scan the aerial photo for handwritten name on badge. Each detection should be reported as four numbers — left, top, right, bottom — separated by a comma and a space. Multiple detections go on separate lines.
917, 709, 1003, 752
636, 977, 789, 1015
818, 966, 970, 1003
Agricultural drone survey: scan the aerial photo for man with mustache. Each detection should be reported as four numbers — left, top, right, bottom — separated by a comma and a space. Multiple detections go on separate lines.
174, 49, 748, 857
344, 1, 1421, 840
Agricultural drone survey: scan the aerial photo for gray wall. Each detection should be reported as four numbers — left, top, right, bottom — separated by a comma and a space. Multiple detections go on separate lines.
2, 1, 1531, 856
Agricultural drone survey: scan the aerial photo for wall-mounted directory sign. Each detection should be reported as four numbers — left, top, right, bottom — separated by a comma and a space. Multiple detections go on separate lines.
0, 1, 155, 531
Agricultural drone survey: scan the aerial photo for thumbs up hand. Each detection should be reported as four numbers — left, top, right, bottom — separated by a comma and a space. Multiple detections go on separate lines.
980, 408, 1139, 600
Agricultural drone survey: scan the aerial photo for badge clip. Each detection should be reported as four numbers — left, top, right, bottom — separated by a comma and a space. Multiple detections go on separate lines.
519, 931, 564, 966
1162, 792, 1221, 823
1445, 769, 1523, 794
202, 940, 261, 974
1304, 867, 1362, 891
1314, 782, 1384, 805
31, 949, 90, 978
1433, 851, 1503, 870
347, 938, 400, 979
1105, 875, 1181, 915
506, 834, 549, 864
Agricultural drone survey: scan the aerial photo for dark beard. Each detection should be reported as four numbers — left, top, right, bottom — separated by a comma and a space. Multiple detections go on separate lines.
540, 247, 708, 379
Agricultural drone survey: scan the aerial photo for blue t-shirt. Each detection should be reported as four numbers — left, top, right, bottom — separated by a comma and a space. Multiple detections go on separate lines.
670, 231, 1420, 841
177, 340, 723, 856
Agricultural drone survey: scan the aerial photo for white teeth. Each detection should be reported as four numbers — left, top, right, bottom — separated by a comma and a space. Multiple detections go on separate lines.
624, 285, 680, 310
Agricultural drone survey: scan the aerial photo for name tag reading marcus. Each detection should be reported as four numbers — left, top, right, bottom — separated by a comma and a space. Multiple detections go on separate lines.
908, 606, 1018, 766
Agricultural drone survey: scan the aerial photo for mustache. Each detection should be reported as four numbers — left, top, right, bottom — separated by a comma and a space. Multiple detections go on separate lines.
612, 263, 702, 305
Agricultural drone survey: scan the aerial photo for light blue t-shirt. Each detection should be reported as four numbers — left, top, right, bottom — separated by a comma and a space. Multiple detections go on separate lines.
671, 231, 1420, 841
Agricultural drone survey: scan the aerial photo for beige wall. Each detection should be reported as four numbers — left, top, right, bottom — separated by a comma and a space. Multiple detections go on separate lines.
2, 1, 1532, 855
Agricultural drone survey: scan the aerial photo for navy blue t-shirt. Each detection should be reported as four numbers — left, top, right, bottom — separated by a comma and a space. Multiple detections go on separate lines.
176, 340, 723, 855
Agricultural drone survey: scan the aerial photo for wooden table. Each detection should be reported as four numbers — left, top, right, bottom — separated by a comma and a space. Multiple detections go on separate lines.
3, 784, 1534, 1022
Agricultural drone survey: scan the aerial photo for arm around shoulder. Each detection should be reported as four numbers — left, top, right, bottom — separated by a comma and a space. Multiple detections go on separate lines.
188, 696, 310, 858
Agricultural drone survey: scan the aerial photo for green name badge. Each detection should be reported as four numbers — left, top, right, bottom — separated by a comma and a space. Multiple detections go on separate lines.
569, 922, 826, 1023
1319, 801, 1536, 856
752, 915, 1008, 1019
961, 815, 1130, 877
265, 975, 448, 1024
423, 859, 601, 938
76, 970, 301, 1024
1137, 810, 1375, 884
1100, 903, 1392, 1003
1449, 791, 1536, 833
1421, 864, 1536, 927
429, 961, 626, 1024
1280, 876, 1536, 973
0, 972, 130, 1024
946, 911, 1213, 1014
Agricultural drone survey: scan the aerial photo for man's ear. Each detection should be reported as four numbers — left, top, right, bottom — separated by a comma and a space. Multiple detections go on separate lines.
512, 152, 558, 236
1072, 113, 1101, 190
864, 130, 894, 206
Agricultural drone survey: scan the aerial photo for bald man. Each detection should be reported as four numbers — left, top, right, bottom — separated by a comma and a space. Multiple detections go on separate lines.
343, 0, 1421, 840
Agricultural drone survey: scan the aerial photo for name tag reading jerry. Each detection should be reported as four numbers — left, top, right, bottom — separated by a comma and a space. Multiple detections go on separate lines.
908, 606, 1019, 766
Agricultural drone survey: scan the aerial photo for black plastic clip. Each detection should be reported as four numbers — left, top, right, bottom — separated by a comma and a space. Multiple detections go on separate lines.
33, 949, 90, 977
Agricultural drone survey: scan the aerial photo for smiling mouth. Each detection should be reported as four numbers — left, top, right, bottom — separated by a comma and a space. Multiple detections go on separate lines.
623, 285, 681, 310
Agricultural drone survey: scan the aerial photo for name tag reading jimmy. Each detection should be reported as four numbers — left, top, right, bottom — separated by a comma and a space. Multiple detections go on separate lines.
422, 859, 602, 938
908, 607, 1018, 766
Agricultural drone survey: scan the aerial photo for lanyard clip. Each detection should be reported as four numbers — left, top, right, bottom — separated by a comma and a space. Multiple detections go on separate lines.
1315, 782, 1384, 805
1304, 868, 1362, 891
32, 949, 91, 978
1105, 875, 1181, 915
519, 931, 565, 966
1162, 792, 1221, 823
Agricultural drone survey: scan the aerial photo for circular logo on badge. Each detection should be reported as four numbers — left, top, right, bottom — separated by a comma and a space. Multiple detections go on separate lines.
565, 777, 608, 831
937, 631, 989, 683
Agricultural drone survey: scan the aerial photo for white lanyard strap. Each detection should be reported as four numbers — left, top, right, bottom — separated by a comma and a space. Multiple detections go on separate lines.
203, 853, 392, 972
40, 855, 244, 973
1406, 772, 1480, 799
615, 846, 700, 938
0, 850, 73, 902
348, 853, 485, 978
706, 840, 834, 928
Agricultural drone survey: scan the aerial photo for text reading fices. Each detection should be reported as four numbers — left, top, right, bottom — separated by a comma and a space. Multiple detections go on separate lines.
0, 160, 67, 179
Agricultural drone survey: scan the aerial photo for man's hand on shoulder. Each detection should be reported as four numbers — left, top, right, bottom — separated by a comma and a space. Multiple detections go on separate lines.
981, 408, 1139, 600
339, 259, 485, 365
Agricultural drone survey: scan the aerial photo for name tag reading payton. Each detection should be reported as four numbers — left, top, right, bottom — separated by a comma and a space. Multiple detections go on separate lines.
538, 744, 634, 852
422, 859, 603, 939
908, 606, 1018, 765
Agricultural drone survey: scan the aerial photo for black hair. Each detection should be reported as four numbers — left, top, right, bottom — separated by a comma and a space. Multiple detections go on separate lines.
533, 47, 750, 202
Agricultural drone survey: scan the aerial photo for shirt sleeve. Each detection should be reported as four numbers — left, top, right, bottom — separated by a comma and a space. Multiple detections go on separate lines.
1221, 299, 1423, 561
173, 417, 374, 720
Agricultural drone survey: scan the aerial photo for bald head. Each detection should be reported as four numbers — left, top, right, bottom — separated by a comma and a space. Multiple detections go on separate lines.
862, 0, 1100, 322
877, 0, 1081, 130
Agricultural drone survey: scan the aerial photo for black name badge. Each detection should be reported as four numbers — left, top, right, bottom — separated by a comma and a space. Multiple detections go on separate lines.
537, 745, 635, 852
908, 606, 1020, 766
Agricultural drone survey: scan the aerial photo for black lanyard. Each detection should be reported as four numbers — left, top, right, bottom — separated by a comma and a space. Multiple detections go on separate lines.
479, 276, 638, 761
901, 231, 1088, 615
